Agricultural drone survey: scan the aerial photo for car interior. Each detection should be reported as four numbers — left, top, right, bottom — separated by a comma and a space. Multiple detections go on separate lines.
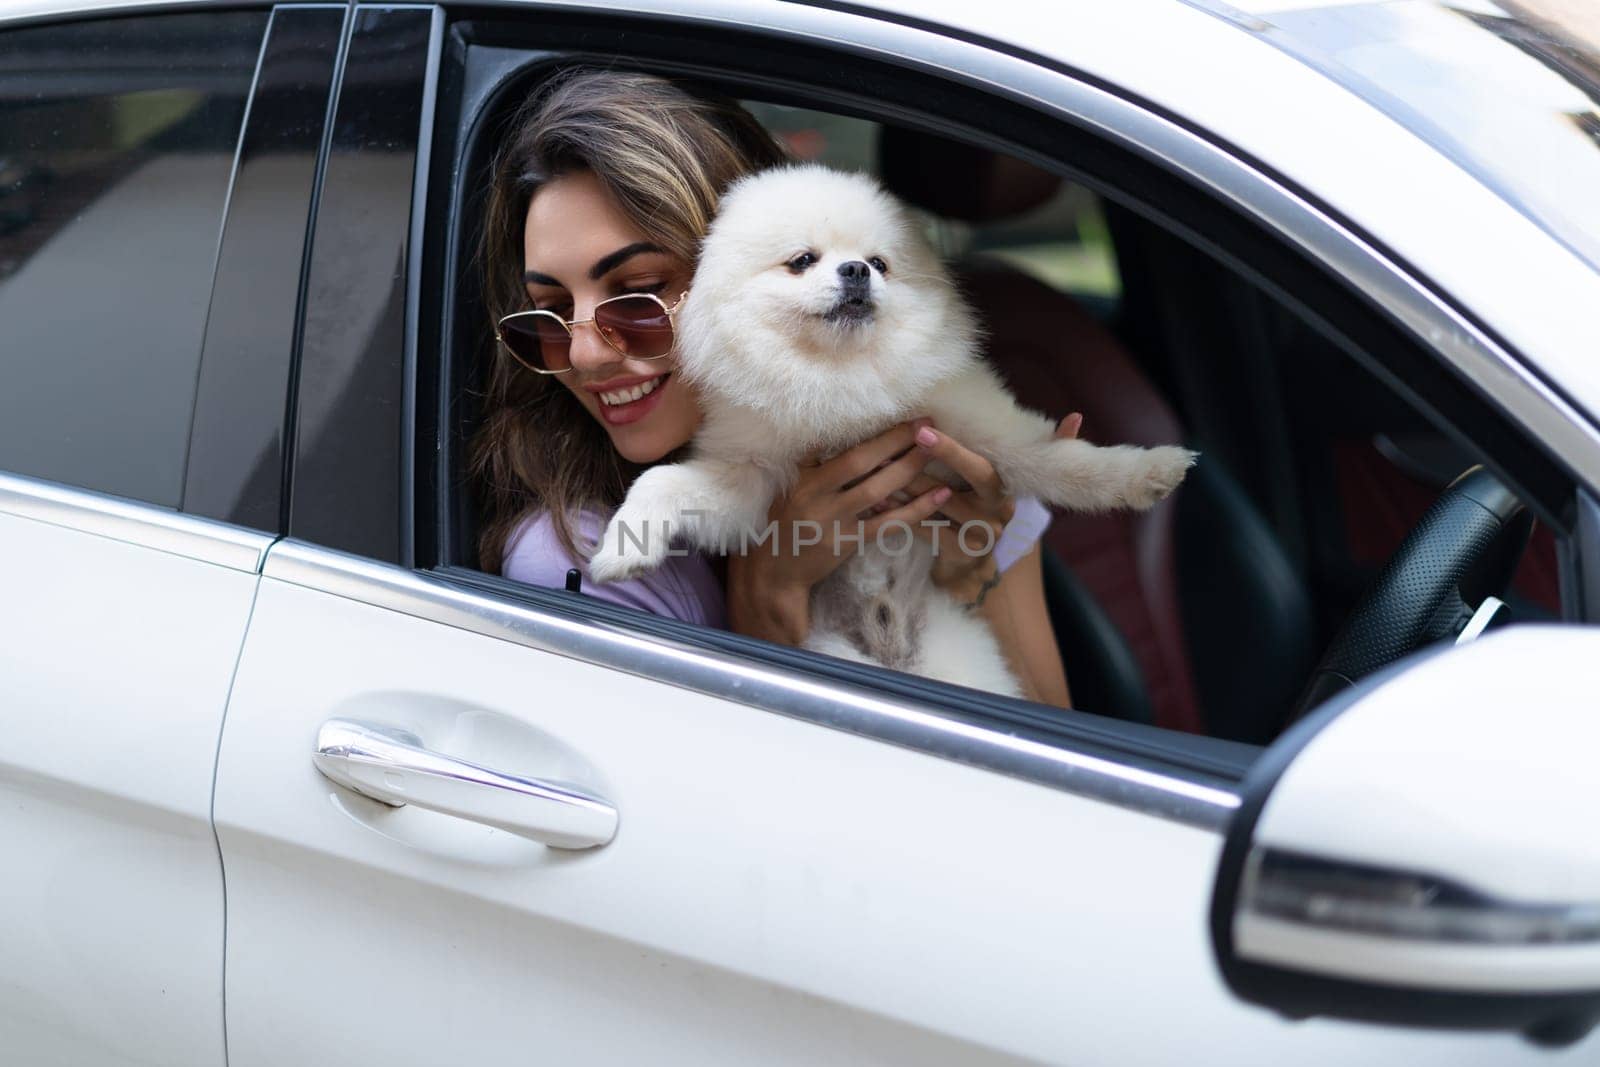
433, 41, 1577, 758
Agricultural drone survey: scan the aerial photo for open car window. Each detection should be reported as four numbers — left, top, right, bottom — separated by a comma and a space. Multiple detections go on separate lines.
422, 13, 1582, 784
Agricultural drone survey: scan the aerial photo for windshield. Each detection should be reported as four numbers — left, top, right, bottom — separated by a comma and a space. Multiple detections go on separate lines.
1182, 0, 1600, 274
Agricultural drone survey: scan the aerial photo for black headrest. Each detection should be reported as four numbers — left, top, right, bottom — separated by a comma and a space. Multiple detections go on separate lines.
877, 125, 1061, 222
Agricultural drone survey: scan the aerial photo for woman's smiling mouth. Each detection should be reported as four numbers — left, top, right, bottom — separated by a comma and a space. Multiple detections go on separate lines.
587, 371, 672, 425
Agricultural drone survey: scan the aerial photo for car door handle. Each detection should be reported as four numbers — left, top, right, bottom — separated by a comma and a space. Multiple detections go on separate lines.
313, 718, 618, 849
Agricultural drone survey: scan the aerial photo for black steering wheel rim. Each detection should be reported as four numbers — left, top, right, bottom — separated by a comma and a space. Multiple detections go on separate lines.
1289, 466, 1531, 722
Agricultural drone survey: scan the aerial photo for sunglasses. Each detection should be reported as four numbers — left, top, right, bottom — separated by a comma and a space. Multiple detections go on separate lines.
495, 290, 689, 375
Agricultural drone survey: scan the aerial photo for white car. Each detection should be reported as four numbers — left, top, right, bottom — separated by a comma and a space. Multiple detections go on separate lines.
2, 0, 1599, 1063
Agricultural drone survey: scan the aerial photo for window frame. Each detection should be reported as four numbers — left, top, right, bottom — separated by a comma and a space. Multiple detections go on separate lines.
395, 0, 1591, 827
182, 3, 346, 534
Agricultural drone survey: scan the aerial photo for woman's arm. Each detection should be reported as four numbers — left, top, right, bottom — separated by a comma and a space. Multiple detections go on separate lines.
725, 560, 810, 645
941, 543, 1071, 707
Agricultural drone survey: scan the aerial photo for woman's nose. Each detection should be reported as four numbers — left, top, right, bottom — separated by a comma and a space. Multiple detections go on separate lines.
566, 317, 622, 374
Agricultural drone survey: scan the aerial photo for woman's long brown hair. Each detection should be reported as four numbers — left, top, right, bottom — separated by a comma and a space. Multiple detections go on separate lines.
471, 68, 787, 573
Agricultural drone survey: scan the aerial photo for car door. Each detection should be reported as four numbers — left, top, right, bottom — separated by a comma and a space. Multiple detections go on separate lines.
210, 2, 1600, 1065
0, 7, 286, 1063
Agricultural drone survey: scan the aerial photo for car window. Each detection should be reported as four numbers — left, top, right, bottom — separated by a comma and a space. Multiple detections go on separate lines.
0, 11, 266, 508
434, 27, 1575, 757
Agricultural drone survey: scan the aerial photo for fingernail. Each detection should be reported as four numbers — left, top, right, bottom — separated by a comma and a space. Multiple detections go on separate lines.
933, 486, 953, 504
916, 427, 938, 447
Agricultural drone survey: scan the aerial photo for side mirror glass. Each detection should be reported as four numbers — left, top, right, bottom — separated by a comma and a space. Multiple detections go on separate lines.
1210, 628, 1600, 1048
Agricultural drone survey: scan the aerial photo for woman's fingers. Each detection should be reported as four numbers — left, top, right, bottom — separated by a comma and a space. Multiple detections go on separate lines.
930, 486, 1015, 528
863, 482, 952, 540
840, 443, 933, 515
912, 517, 963, 556
909, 497, 1005, 559
869, 475, 1022, 527
913, 426, 1005, 504
817, 419, 927, 490
1056, 412, 1084, 440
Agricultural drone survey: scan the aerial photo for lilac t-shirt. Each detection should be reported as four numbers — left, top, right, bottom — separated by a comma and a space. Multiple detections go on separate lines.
505, 510, 729, 627
502, 498, 1053, 626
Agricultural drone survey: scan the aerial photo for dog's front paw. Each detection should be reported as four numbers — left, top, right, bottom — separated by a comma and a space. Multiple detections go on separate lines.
1122, 446, 1198, 509
588, 515, 670, 583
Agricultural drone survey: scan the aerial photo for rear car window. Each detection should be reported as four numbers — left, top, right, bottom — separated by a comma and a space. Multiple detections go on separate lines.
0, 11, 265, 507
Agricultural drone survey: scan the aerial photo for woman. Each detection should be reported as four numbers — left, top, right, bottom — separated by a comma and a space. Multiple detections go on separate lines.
472, 68, 1074, 706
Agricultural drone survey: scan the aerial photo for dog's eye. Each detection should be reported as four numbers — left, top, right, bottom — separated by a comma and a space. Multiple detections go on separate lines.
868, 256, 889, 275
786, 251, 818, 273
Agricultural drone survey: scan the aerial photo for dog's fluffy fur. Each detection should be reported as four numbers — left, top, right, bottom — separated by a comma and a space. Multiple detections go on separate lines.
591, 165, 1195, 696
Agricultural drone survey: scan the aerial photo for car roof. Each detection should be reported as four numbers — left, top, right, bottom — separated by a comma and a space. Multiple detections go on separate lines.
1182, 1, 1600, 276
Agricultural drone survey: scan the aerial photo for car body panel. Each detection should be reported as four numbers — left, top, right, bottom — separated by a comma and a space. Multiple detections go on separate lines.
212, 544, 1588, 1064
0, 480, 266, 1065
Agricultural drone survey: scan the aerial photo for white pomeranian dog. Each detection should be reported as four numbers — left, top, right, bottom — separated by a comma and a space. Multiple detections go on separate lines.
590, 165, 1194, 697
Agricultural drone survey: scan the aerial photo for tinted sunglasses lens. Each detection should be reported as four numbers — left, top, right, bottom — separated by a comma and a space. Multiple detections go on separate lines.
500, 314, 571, 372
595, 295, 674, 358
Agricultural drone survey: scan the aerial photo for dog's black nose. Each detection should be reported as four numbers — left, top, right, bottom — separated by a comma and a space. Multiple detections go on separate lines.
837, 260, 871, 281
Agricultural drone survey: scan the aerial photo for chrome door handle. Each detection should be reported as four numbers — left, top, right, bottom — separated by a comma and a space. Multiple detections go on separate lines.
313, 718, 618, 849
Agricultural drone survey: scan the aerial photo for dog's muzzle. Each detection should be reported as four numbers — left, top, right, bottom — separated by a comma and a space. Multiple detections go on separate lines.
826, 260, 875, 324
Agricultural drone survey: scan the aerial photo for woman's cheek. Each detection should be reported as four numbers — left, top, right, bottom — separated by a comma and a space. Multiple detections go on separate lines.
609, 383, 700, 464
646, 383, 702, 456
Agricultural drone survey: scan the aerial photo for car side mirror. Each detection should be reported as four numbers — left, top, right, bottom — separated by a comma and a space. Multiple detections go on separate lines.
1210, 627, 1600, 1048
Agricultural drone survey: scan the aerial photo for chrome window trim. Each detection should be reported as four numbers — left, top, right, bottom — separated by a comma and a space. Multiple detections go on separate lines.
0, 470, 273, 573
264, 539, 1243, 832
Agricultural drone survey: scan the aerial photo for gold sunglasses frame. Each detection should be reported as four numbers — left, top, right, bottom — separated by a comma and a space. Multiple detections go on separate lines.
494, 289, 690, 375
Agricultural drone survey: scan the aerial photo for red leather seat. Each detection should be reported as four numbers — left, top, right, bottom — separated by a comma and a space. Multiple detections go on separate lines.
956, 265, 1205, 732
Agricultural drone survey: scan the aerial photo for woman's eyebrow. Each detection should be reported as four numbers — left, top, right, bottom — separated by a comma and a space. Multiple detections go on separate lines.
521, 242, 664, 288
588, 241, 663, 280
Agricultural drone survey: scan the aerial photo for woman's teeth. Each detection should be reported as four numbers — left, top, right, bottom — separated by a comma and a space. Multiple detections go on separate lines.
599, 376, 664, 406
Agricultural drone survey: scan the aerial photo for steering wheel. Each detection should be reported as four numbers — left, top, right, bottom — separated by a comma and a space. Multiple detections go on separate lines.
1291, 466, 1532, 721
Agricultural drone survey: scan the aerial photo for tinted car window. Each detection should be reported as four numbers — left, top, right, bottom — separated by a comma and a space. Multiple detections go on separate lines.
0, 11, 266, 507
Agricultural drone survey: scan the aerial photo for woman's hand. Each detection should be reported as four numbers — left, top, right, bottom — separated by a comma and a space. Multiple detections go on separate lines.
899, 413, 1082, 706
727, 411, 1082, 709
725, 420, 958, 645
888, 412, 1084, 609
